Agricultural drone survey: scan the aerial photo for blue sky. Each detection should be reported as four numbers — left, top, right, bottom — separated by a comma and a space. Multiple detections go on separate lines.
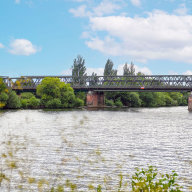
0, 0, 192, 77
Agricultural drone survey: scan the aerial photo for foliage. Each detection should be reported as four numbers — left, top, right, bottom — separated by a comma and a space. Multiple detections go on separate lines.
123, 62, 135, 76
75, 91, 86, 103
132, 166, 182, 192
6, 91, 21, 109
115, 98, 123, 107
74, 98, 84, 107
45, 98, 62, 109
105, 99, 115, 106
0, 78, 9, 109
37, 77, 84, 108
20, 92, 35, 99
28, 97, 40, 109
0, 92, 9, 108
104, 59, 117, 76
72, 55, 87, 85
0, 78, 7, 92
12, 77, 33, 90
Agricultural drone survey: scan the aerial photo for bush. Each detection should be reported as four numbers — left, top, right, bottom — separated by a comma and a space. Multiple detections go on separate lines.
28, 96, 40, 109
75, 92, 86, 103
115, 99, 123, 107
74, 98, 84, 107
132, 166, 182, 191
105, 99, 115, 106
20, 92, 34, 99
0, 92, 9, 109
45, 98, 62, 109
6, 91, 21, 109
21, 99, 28, 109
37, 77, 79, 108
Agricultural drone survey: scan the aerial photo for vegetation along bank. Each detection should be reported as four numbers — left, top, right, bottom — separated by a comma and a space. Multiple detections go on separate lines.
0, 56, 189, 109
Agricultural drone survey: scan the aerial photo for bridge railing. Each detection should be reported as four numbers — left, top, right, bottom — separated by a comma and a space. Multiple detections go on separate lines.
2, 75, 192, 91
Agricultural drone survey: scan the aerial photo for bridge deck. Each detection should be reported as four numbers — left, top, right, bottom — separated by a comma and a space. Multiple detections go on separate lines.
2, 75, 192, 92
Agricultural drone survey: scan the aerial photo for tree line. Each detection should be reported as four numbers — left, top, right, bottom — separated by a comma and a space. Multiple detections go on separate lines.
71, 55, 189, 108
0, 55, 189, 109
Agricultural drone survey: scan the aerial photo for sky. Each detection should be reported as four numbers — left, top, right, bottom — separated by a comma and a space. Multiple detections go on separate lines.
0, 0, 192, 77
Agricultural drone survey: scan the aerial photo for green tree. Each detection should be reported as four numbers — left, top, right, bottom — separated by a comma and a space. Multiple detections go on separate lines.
6, 91, 21, 109
72, 55, 87, 85
123, 63, 130, 76
123, 62, 135, 76
37, 77, 83, 108
104, 59, 117, 76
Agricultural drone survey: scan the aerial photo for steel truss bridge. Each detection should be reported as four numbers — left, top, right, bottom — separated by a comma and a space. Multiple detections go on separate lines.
2, 75, 192, 92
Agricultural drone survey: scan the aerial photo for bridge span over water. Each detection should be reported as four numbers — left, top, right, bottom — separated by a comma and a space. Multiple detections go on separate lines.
1, 75, 192, 110
2, 75, 192, 92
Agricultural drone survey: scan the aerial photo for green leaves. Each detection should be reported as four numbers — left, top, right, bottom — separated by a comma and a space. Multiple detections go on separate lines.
131, 166, 183, 192
37, 77, 84, 109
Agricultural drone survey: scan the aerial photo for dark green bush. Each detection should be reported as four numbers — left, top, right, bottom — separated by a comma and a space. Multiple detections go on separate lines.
45, 98, 62, 109
6, 91, 21, 109
105, 99, 115, 106
74, 98, 84, 107
115, 99, 123, 107
20, 92, 34, 99
28, 96, 40, 109
0, 92, 9, 104
21, 99, 28, 109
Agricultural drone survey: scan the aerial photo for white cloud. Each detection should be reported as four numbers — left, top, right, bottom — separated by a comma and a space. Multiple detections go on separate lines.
0, 43, 4, 49
183, 70, 192, 75
9, 39, 40, 56
174, 3, 188, 15
130, 0, 141, 7
69, 5, 91, 17
92, 0, 121, 17
70, 0, 122, 17
15, 0, 21, 4
86, 11, 192, 63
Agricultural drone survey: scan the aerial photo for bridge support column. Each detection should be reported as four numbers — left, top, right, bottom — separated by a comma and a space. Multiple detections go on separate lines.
188, 92, 192, 111
86, 91, 104, 107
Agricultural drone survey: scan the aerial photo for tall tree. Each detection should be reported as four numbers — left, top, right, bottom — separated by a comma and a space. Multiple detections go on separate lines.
104, 59, 117, 76
72, 55, 87, 84
123, 62, 135, 76
123, 63, 130, 76
130, 62, 135, 75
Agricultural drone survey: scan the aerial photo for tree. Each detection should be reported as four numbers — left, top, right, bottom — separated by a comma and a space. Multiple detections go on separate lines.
6, 91, 21, 109
123, 63, 130, 76
72, 55, 87, 85
104, 59, 117, 76
37, 77, 84, 108
90, 72, 98, 86
130, 62, 135, 75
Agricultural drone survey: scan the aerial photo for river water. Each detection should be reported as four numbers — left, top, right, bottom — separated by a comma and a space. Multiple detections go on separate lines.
0, 107, 192, 191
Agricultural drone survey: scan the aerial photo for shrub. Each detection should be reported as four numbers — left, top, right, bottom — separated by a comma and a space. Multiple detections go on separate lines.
20, 92, 34, 99
28, 96, 40, 109
115, 99, 123, 107
132, 166, 182, 192
37, 77, 79, 108
6, 91, 21, 109
105, 99, 115, 106
0, 92, 9, 109
21, 99, 28, 109
45, 98, 62, 109
74, 98, 84, 107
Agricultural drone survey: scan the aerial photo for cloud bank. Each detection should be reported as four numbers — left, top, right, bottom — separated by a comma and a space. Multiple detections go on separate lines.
85, 11, 192, 63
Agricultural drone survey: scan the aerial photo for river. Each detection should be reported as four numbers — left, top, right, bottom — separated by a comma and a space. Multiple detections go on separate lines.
0, 107, 191, 191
